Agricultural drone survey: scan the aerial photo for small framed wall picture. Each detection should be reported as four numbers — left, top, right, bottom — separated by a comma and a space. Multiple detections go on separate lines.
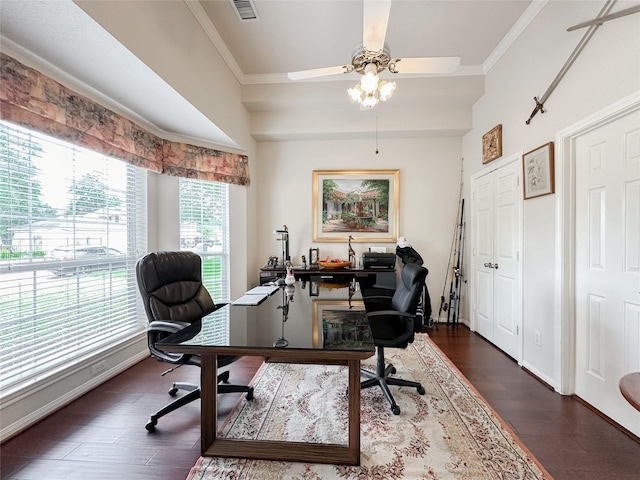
309, 248, 320, 269
523, 142, 554, 200
482, 124, 502, 164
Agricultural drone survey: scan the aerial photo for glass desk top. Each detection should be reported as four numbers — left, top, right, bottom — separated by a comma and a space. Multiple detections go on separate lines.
157, 280, 374, 355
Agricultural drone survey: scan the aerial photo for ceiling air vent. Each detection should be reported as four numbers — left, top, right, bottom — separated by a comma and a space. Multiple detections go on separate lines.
230, 0, 259, 22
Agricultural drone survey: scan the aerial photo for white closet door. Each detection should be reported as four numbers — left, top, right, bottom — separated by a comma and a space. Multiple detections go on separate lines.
492, 164, 522, 360
473, 172, 494, 341
472, 160, 522, 360
575, 110, 640, 436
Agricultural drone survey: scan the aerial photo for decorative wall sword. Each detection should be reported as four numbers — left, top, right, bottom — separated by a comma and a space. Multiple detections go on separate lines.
525, 0, 638, 125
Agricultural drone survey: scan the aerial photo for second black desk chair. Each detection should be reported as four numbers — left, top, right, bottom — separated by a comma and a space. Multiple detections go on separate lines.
361, 263, 427, 414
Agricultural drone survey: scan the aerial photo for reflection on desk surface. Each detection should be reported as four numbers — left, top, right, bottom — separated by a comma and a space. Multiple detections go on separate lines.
158, 280, 373, 353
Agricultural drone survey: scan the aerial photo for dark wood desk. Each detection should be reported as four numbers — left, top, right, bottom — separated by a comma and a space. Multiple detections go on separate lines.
260, 265, 395, 288
619, 372, 640, 411
157, 282, 374, 466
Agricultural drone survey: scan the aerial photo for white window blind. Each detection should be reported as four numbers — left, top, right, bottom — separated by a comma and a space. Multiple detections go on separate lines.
179, 178, 230, 343
0, 121, 147, 394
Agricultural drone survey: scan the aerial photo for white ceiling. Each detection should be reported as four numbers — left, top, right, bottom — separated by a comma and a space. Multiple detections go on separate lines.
198, 0, 532, 80
0, 0, 540, 148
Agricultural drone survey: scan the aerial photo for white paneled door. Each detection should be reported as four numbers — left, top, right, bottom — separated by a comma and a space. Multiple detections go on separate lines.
472, 160, 522, 361
575, 110, 640, 436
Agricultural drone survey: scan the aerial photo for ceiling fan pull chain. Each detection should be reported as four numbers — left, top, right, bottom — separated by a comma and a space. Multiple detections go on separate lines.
375, 115, 379, 154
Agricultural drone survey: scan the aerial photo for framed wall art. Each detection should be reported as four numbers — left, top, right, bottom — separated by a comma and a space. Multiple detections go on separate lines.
482, 124, 502, 164
312, 169, 399, 243
523, 142, 555, 199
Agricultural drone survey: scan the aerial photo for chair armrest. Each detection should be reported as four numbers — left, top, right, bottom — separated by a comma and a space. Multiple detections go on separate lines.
366, 310, 416, 318
148, 320, 190, 333
147, 320, 192, 364
362, 294, 394, 300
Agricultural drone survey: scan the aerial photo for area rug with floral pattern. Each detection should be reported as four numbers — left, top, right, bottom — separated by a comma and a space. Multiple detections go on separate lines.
186, 334, 552, 479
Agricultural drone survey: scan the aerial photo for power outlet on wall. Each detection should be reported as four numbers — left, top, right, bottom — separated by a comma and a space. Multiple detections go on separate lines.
534, 331, 542, 347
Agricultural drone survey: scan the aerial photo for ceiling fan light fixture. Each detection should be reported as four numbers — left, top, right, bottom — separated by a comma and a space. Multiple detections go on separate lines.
378, 80, 396, 101
361, 94, 378, 109
347, 64, 395, 109
347, 84, 364, 102
360, 70, 379, 95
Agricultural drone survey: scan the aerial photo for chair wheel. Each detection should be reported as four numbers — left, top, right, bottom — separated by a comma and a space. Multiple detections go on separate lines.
245, 388, 254, 400
168, 387, 178, 396
145, 417, 157, 432
391, 405, 401, 415
417, 386, 426, 395
390, 366, 397, 375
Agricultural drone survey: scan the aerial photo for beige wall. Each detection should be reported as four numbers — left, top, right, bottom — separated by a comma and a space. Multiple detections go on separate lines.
462, 1, 640, 384
255, 137, 463, 309
3, 0, 639, 439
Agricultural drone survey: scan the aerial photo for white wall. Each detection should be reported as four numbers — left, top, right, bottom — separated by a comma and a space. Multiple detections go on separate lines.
75, 0, 259, 301
255, 137, 463, 316
462, 1, 640, 385
0, 1, 258, 440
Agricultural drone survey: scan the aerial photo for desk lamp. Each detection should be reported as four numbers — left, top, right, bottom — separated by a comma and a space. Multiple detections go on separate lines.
274, 225, 290, 268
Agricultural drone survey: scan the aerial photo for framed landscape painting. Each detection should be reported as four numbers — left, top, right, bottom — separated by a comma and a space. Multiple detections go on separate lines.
312, 170, 399, 242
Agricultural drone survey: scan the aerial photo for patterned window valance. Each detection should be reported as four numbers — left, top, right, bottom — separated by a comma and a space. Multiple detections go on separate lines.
0, 53, 250, 186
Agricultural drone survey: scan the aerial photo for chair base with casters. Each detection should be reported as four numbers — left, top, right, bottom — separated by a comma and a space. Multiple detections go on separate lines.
360, 262, 429, 415
360, 345, 425, 415
145, 368, 254, 432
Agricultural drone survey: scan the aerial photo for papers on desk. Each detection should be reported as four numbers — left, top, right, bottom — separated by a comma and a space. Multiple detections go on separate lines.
245, 285, 279, 296
231, 285, 279, 306
231, 294, 268, 306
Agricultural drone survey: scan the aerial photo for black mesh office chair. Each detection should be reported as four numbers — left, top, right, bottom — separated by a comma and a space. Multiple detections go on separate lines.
136, 251, 253, 432
361, 262, 427, 415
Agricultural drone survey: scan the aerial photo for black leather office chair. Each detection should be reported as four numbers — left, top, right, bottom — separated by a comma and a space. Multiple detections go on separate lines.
361, 263, 427, 415
136, 251, 253, 432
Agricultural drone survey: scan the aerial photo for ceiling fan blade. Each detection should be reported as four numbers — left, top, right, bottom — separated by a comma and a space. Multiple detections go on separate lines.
363, 0, 391, 52
287, 65, 348, 81
391, 57, 461, 74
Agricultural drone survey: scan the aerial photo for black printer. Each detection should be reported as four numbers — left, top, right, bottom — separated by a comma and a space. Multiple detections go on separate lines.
362, 252, 396, 269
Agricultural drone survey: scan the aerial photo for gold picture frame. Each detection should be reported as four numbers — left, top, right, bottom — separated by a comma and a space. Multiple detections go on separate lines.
482, 124, 502, 164
312, 169, 399, 243
523, 142, 555, 199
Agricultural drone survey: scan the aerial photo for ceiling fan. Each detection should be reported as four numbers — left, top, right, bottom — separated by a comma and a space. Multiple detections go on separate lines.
287, 0, 460, 108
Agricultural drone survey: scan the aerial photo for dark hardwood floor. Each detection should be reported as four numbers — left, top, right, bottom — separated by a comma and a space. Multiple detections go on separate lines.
2, 325, 638, 479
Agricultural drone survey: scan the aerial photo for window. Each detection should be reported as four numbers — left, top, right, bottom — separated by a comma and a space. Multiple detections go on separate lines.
179, 178, 229, 302
0, 121, 147, 395
179, 178, 230, 344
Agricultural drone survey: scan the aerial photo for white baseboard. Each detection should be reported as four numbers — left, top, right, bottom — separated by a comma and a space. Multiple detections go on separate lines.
521, 360, 557, 390
1, 340, 148, 442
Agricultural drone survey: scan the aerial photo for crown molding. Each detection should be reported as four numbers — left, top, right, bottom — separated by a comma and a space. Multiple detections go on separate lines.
184, 0, 246, 84
483, 0, 548, 74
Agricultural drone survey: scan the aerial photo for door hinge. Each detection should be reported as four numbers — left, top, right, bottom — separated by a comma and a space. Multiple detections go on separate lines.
517, 325, 519, 335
